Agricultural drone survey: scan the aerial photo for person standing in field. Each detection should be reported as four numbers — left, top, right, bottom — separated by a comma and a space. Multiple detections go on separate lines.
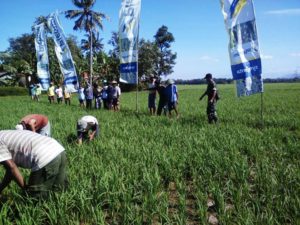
15, 114, 51, 137
47, 82, 55, 104
110, 81, 121, 111
165, 79, 179, 118
94, 84, 102, 109
55, 84, 63, 104
199, 73, 219, 124
0, 130, 67, 198
35, 84, 42, 102
76, 115, 99, 145
156, 80, 168, 116
101, 81, 109, 109
147, 75, 157, 115
78, 84, 85, 108
63, 86, 71, 106
85, 83, 94, 110
29, 84, 36, 100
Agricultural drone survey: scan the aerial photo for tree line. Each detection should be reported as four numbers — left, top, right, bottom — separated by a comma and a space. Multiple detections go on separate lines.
0, 0, 176, 87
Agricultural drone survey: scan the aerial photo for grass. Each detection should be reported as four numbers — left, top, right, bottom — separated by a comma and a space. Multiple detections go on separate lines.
0, 83, 299, 224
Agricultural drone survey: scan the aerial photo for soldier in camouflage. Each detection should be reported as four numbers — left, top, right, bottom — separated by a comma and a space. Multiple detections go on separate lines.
199, 73, 219, 124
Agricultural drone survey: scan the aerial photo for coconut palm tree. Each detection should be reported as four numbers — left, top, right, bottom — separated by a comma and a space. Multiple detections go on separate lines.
81, 32, 104, 56
65, 0, 108, 84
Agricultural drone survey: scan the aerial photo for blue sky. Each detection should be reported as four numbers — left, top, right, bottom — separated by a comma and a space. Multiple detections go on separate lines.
0, 0, 299, 79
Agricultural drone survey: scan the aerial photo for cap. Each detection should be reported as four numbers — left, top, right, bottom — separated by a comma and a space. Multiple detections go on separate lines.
15, 124, 24, 130
166, 79, 174, 85
204, 73, 212, 79
77, 119, 88, 132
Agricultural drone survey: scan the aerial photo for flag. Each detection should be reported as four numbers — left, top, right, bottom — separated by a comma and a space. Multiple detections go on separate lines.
221, 0, 263, 96
119, 0, 141, 84
47, 12, 78, 92
34, 23, 50, 90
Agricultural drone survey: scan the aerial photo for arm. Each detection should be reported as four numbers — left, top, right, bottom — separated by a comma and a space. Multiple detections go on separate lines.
0, 160, 25, 193
28, 119, 37, 133
199, 91, 207, 101
208, 90, 217, 103
89, 130, 97, 141
89, 124, 99, 141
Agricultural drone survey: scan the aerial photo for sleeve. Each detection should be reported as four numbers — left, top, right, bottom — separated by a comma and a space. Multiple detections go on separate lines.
0, 145, 12, 163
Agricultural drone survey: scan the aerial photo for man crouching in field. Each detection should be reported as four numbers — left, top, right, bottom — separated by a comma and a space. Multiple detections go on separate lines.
77, 115, 99, 145
15, 114, 51, 137
0, 130, 67, 198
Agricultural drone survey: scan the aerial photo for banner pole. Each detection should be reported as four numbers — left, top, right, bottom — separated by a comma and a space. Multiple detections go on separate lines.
136, 38, 139, 113
260, 92, 264, 128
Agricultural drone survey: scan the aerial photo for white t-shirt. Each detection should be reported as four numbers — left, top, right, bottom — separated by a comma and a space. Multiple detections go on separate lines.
0, 130, 64, 171
55, 87, 63, 98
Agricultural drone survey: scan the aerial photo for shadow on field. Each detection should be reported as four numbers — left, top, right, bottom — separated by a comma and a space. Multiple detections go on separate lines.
119, 108, 149, 118
66, 134, 77, 144
178, 115, 206, 128
0, 195, 8, 209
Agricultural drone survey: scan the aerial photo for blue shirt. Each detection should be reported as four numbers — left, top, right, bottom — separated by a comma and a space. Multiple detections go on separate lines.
78, 88, 85, 100
166, 84, 177, 103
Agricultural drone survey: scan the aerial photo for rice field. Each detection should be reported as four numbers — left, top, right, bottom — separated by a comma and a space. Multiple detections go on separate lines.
0, 83, 299, 224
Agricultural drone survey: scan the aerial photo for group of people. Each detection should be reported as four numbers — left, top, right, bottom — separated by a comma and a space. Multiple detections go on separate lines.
0, 73, 219, 199
29, 83, 43, 102
147, 77, 180, 118
146, 73, 219, 123
42, 80, 122, 111
0, 114, 99, 198
47, 83, 72, 105
78, 80, 121, 111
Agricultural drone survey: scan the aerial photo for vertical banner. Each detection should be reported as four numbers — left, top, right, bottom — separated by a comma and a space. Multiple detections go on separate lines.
34, 23, 50, 90
47, 12, 78, 92
119, 0, 141, 84
220, 0, 263, 96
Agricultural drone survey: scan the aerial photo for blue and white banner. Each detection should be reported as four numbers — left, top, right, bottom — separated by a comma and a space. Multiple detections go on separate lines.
119, 0, 141, 84
34, 23, 50, 90
220, 0, 263, 96
47, 12, 78, 92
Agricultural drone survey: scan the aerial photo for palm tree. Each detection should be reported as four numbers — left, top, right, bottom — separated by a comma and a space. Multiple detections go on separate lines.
81, 32, 104, 56
65, 0, 108, 84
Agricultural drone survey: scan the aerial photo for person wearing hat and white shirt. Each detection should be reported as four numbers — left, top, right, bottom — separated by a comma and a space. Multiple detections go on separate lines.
110, 81, 121, 111
77, 115, 99, 145
15, 114, 51, 137
165, 79, 179, 118
0, 130, 67, 198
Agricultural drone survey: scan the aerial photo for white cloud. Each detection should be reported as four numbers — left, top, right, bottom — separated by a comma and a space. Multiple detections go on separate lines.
265, 8, 300, 15
261, 54, 273, 60
199, 56, 219, 62
290, 53, 300, 57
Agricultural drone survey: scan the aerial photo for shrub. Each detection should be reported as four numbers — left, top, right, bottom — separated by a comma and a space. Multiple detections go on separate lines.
0, 86, 29, 96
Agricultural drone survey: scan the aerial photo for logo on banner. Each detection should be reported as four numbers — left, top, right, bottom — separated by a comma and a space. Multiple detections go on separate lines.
230, 0, 247, 19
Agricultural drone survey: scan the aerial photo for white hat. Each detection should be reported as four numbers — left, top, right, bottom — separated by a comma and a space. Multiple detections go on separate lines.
15, 124, 24, 130
166, 79, 174, 85
77, 120, 88, 132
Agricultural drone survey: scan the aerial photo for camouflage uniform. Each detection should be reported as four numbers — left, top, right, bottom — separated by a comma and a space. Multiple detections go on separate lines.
205, 80, 218, 123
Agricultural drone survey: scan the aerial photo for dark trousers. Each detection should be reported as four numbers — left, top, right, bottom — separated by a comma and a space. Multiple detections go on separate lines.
65, 98, 71, 105
27, 152, 68, 198
207, 102, 218, 123
157, 100, 167, 116
86, 99, 93, 109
